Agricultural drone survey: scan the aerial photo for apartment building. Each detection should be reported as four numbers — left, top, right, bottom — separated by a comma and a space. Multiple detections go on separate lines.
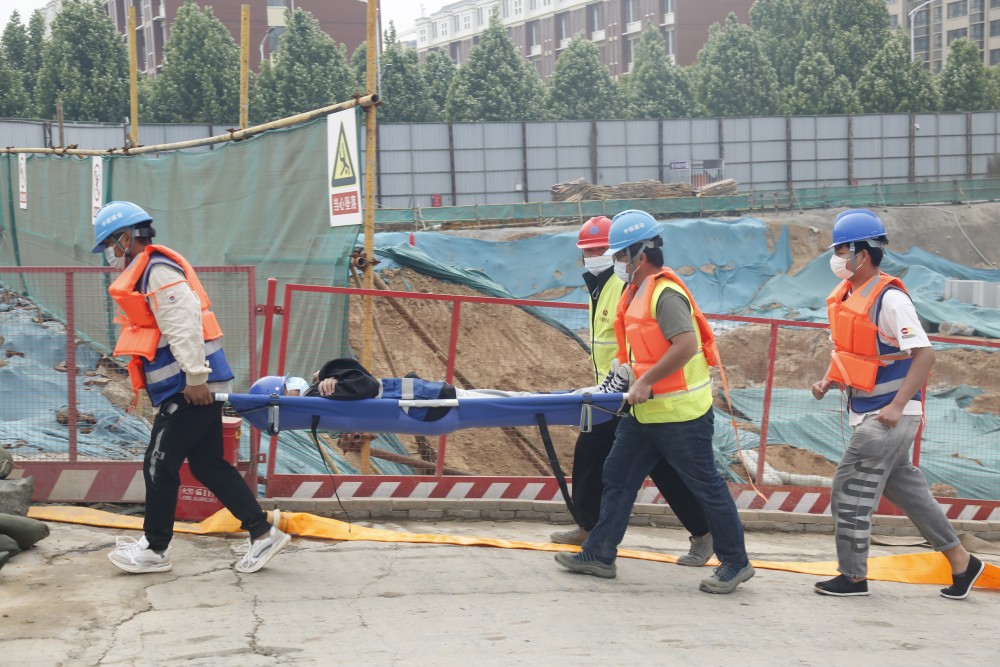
410, 0, 753, 79
887, 0, 1000, 70
64, 0, 367, 76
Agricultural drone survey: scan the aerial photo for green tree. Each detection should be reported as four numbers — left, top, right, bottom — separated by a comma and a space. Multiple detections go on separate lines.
856, 31, 938, 113
750, 0, 808, 87
938, 39, 992, 112
253, 8, 353, 121
780, 45, 860, 115
624, 23, 698, 119
694, 14, 778, 117
147, 1, 240, 123
0, 57, 31, 118
24, 10, 45, 99
35, 0, 129, 122
544, 34, 617, 120
0, 10, 31, 117
423, 49, 456, 120
350, 40, 368, 93
379, 23, 436, 122
1, 11, 28, 73
803, 0, 889, 85
445, 14, 543, 121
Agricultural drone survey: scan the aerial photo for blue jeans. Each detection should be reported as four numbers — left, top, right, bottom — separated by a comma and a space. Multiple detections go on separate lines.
581, 410, 749, 566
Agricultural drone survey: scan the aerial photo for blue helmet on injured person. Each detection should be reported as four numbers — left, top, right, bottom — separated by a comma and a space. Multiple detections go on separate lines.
249, 375, 287, 396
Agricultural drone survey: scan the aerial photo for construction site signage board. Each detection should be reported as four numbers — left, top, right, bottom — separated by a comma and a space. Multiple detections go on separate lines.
91, 157, 103, 222
327, 108, 362, 228
18, 154, 27, 209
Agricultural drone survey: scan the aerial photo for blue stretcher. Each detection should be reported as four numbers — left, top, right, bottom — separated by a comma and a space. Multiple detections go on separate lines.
222, 392, 627, 437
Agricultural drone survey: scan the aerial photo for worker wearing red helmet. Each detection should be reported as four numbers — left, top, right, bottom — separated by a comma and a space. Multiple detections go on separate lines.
549, 216, 714, 570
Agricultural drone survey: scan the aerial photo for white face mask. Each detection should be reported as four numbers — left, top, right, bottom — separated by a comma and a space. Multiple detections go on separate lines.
829, 254, 861, 281
104, 246, 128, 271
613, 260, 631, 283
584, 255, 613, 275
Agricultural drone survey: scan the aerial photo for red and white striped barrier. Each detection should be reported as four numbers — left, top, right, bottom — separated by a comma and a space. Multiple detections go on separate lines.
13, 466, 999, 522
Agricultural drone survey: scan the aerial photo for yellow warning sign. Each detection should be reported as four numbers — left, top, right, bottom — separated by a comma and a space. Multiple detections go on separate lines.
331, 123, 356, 187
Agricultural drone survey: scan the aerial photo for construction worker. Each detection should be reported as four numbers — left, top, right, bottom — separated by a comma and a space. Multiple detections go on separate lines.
812, 209, 983, 598
555, 210, 754, 594
549, 217, 715, 568
94, 201, 289, 574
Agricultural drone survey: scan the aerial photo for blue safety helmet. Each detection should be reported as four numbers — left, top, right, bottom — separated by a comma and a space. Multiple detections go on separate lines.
829, 209, 888, 249
92, 201, 154, 253
605, 210, 662, 255
249, 375, 287, 396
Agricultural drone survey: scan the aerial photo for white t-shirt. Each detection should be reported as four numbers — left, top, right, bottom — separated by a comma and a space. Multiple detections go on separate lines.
848, 288, 929, 426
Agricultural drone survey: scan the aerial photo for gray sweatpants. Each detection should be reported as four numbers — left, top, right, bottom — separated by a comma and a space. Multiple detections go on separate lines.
831, 414, 960, 579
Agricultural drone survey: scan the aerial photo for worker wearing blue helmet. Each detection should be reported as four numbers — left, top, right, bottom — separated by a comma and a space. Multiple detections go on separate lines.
812, 209, 983, 599
95, 201, 289, 576
555, 209, 754, 595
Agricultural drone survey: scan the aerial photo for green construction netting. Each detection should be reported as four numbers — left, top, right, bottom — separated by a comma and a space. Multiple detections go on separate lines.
0, 119, 359, 379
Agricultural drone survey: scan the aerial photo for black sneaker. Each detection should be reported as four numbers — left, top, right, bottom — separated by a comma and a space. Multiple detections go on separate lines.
815, 574, 869, 596
940, 555, 986, 600
597, 361, 635, 394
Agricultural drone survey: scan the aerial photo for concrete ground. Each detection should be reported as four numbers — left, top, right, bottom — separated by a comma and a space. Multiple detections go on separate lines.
1, 518, 998, 667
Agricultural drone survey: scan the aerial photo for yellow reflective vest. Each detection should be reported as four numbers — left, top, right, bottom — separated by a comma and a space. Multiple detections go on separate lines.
615, 270, 715, 423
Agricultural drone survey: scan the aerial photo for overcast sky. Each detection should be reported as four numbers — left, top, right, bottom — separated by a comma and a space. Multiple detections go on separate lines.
0, 1, 444, 36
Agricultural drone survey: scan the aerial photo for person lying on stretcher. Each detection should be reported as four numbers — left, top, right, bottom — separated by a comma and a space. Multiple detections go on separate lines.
268, 357, 634, 402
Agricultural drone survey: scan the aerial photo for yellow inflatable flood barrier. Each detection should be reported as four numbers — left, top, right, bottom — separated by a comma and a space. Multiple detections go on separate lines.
29, 505, 1000, 590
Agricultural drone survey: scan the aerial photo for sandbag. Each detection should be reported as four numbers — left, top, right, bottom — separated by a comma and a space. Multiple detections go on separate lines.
0, 447, 12, 478
0, 477, 33, 516
0, 533, 20, 556
0, 513, 49, 550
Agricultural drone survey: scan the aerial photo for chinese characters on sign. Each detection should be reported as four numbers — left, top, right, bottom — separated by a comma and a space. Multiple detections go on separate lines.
327, 109, 363, 227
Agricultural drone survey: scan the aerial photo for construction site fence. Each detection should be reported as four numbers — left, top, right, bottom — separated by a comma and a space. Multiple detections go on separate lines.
257, 282, 1000, 519
0, 265, 261, 504
5, 111, 1000, 209
373, 178, 1000, 228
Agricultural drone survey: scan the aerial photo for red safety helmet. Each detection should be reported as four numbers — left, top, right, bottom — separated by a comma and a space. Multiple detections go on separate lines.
576, 216, 613, 249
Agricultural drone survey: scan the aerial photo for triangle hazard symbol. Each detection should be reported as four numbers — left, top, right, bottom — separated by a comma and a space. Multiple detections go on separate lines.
331, 123, 356, 188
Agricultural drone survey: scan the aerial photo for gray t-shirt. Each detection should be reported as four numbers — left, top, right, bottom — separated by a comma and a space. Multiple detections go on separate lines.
655, 289, 695, 340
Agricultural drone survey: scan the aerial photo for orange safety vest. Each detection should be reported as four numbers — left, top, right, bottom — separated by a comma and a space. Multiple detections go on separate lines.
108, 245, 223, 393
614, 267, 719, 396
825, 272, 911, 393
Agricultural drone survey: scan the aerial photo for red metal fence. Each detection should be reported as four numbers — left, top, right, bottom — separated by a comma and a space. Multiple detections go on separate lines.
5, 268, 999, 521
257, 280, 1000, 520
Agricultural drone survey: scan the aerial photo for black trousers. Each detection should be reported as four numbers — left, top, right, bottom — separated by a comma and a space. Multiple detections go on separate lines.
143, 396, 270, 551
570, 415, 709, 535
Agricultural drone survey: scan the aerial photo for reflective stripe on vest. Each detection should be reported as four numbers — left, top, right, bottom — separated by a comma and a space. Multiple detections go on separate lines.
590, 274, 624, 384
620, 274, 713, 424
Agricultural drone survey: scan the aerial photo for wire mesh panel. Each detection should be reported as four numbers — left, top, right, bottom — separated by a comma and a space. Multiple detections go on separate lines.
712, 315, 1000, 501
0, 266, 255, 469
270, 282, 594, 479
265, 281, 1000, 505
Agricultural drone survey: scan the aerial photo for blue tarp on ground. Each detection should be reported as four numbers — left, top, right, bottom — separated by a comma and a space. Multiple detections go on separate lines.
375, 219, 999, 338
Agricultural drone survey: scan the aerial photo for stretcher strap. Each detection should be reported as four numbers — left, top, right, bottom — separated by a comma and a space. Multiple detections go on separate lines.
536, 413, 580, 526
309, 414, 351, 528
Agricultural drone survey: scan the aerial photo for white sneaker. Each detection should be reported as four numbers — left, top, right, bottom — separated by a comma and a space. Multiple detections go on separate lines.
107, 536, 172, 574
235, 510, 291, 573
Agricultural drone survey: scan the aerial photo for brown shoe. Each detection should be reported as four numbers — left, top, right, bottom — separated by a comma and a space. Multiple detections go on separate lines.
549, 526, 590, 545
